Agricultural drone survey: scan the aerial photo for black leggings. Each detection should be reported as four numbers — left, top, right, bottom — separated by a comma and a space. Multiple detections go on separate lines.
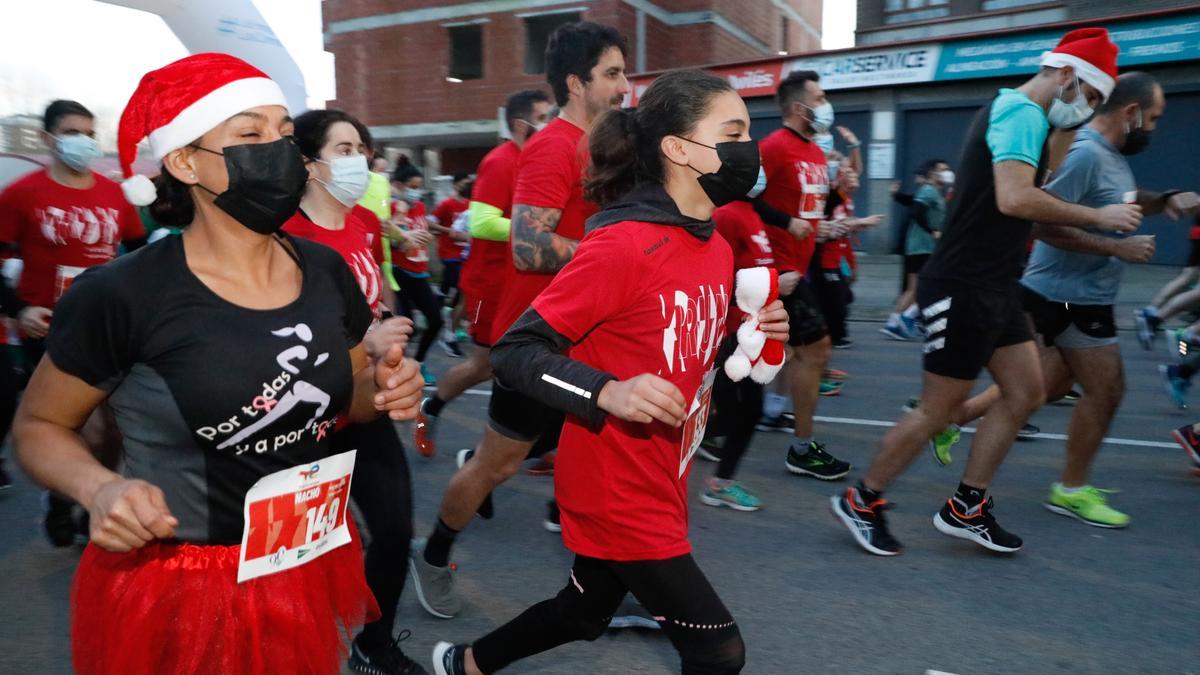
1180, 351, 1200, 381
0, 347, 20, 462
440, 260, 462, 307
394, 269, 444, 362
706, 343, 764, 481
341, 417, 415, 649
472, 553, 744, 674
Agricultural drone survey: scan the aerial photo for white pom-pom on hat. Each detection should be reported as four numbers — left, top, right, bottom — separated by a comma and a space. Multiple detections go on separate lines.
724, 351, 752, 381
750, 359, 784, 384
735, 267, 771, 314
121, 174, 157, 206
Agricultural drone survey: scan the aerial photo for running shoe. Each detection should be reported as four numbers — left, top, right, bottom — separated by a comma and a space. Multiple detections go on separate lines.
900, 314, 920, 337
756, 414, 794, 433
1169, 328, 1195, 359
818, 380, 843, 397
700, 481, 762, 512
0, 459, 11, 490
349, 631, 427, 675
409, 539, 461, 619
785, 441, 851, 480
414, 398, 439, 458
431, 643, 468, 675
697, 436, 723, 462
830, 487, 901, 556
421, 363, 437, 387
454, 328, 469, 342
880, 323, 912, 341
1053, 389, 1082, 405
832, 338, 853, 349
823, 368, 848, 381
525, 450, 556, 476
439, 338, 465, 359
1017, 423, 1040, 439
1043, 484, 1129, 529
901, 397, 920, 413
1160, 364, 1190, 410
933, 496, 1023, 553
609, 600, 662, 630
43, 493, 76, 548
1135, 307, 1161, 350
930, 424, 961, 467
543, 500, 561, 533
456, 449, 493, 519
1170, 423, 1200, 467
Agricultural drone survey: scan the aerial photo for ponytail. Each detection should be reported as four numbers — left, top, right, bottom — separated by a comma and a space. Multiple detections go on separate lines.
585, 108, 640, 206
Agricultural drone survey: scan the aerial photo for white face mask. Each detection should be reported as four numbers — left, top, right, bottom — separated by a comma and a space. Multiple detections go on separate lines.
517, 118, 547, 136
56, 134, 102, 173
315, 154, 370, 207
1047, 76, 1094, 129
938, 170, 955, 185
815, 133, 835, 156
805, 102, 835, 134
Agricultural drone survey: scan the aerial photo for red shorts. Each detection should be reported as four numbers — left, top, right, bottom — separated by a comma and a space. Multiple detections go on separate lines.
71, 521, 378, 675
465, 291, 501, 347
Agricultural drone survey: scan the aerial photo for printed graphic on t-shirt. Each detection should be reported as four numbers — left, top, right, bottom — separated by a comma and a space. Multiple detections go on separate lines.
347, 250, 380, 312
659, 283, 730, 375
796, 162, 829, 220
37, 206, 124, 259
195, 323, 338, 456
749, 228, 774, 265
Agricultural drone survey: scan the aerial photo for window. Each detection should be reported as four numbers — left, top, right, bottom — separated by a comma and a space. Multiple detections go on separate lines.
448, 24, 483, 81
885, 0, 903, 9
524, 12, 582, 74
779, 16, 790, 52
982, 0, 1060, 9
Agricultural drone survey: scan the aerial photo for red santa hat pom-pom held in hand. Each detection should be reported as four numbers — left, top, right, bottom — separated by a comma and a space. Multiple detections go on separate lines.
725, 267, 785, 384
117, 53, 289, 206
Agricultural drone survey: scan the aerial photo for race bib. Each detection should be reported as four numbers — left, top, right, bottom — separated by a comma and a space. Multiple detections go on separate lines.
237, 449, 356, 583
54, 265, 85, 302
678, 370, 717, 478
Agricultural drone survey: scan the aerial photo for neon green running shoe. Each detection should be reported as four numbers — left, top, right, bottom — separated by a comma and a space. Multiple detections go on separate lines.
930, 424, 961, 466
1044, 484, 1129, 528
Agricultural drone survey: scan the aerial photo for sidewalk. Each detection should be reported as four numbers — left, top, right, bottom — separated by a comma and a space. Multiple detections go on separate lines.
845, 254, 1180, 329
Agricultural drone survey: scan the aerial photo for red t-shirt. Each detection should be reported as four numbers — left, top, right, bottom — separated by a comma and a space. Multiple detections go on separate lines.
461, 141, 521, 302
0, 170, 143, 309
391, 199, 430, 276
534, 222, 733, 561
493, 118, 597, 336
283, 209, 384, 320
819, 191, 854, 270
350, 204, 386, 267
714, 200, 775, 334
759, 128, 828, 273
433, 196, 470, 262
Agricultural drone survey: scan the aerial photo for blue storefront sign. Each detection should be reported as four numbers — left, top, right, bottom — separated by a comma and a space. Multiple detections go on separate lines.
937, 12, 1200, 81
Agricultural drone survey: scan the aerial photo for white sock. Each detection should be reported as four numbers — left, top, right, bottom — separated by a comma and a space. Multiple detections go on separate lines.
903, 304, 920, 319
887, 312, 901, 326
792, 437, 812, 451
764, 393, 788, 419
1057, 482, 1084, 494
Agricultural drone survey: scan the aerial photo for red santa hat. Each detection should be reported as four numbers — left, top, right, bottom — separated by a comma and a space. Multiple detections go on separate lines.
117, 53, 288, 206
1040, 27, 1119, 101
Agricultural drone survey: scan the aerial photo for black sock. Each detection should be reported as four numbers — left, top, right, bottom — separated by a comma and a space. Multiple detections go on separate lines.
855, 481, 881, 505
955, 482, 986, 509
423, 517, 459, 567
425, 395, 447, 417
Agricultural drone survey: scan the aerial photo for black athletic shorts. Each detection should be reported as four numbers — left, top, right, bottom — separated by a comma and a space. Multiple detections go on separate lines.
918, 278, 1033, 380
784, 280, 828, 346
487, 377, 561, 443
1188, 238, 1200, 267
1020, 287, 1117, 348
904, 253, 931, 277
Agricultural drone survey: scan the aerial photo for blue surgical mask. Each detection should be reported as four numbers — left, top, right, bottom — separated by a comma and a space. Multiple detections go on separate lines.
314, 154, 370, 207
747, 166, 767, 199
827, 160, 841, 182
805, 102, 835, 134
56, 134, 101, 173
1047, 76, 1094, 129
815, 133, 835, 156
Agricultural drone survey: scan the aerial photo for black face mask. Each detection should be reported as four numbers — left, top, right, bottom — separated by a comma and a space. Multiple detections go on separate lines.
679, 137, 761, 207
194, 138, 307, 235
1122, 110, 1153, 156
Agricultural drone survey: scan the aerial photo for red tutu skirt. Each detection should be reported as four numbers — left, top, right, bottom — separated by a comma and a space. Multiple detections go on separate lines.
71, 522, 379, 675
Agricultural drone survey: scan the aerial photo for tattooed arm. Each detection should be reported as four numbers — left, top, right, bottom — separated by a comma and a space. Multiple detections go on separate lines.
510, 204, 579, 273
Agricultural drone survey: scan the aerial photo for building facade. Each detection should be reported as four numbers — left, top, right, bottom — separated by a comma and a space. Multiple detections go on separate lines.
0, 115, 44, 155
323, 0, 823, 174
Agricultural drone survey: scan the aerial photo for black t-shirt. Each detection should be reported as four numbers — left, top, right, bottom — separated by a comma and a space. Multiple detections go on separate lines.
47, 234, 372, 544
919, 101, 1049, 291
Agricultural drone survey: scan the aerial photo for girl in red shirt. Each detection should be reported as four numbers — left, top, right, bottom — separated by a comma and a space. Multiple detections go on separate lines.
431, 70, 787, 675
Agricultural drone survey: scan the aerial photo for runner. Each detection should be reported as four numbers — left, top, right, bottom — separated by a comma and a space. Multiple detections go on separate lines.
414, 89, 552, 458
431, 67, 787, 675
390, 170, 443, 386
882, 158, 951, 341
431, 174, 472, 358
831, 28, 1141, 556
0, 98, 146, 546
753, 70, 853, 480
285, 108, 426, 674
813, 163, 880, 349
409, 21, 628, 620
1135, 212, 1200, 349
11, 53, 423, 675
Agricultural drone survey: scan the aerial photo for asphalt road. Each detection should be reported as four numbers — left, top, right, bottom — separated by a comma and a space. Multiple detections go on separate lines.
2, 266, 1199, 674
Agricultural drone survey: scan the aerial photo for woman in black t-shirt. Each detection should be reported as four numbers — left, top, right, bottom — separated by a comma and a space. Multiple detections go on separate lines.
12, 54, 423, 675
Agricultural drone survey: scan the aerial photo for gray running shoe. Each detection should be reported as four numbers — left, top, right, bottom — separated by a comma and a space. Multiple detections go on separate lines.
409, 538, 461, 619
